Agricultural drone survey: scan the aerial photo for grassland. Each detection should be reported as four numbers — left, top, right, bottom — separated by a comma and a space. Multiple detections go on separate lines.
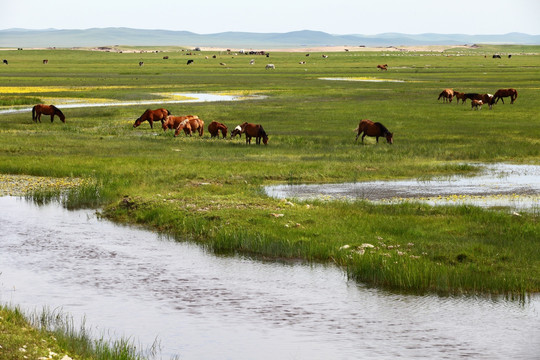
0, 45, 539, 299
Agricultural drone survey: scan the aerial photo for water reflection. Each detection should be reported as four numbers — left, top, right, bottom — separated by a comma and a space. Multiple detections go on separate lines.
266, 163, 540, 211
0, 196, 538, 359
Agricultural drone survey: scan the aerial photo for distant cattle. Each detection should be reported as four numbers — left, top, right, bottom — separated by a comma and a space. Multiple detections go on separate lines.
305, 53, 310, 57
187, 59, 194, 65
265, 64, 275, 70
163, 56, 169, 59
220, 62, 226, 66
493, 54, 501, 59
250, 59, 255, 65
2, 59, 7, 65
139, 61, 144, 66
299, 61, 306, 64
322, 54, 328, 58
508, 54, 512, 58
377, 64, 388, 71
42, 59, 48, 64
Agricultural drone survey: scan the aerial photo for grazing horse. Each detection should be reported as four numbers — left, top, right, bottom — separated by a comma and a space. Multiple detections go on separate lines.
479, 94, 495, 109
377, 64, 388, 71
493, 88, 518, 104
163, 115, 204, 137
438, 89, 454, 103
162, 115, 199, 131
133, 108, 170, 129
32, 104, 65, 123
265, 64, 275, 70
454, 91, 467, 104
208, 121, 228, 138
231, 125, 243, 138
238, 122, 268, 145
471, 100, 483, 110
354, 119, 393, 144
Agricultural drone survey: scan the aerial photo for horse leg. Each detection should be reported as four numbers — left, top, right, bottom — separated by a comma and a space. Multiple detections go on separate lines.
149, 119, 153, 129
376, 137, 379, 143
361, 133, 366, 144
50, 114, 55, 123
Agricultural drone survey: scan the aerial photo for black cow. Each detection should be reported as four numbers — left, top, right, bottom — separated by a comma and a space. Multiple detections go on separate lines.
493, 54, 501, 59
3, 59, 8, 65
187, 59, 194, 65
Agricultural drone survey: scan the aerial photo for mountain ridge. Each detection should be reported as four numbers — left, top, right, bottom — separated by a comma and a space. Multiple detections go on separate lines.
1, 28, 539, 48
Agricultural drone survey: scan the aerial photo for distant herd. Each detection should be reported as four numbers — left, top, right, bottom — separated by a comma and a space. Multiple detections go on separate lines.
438, 88, 518, 110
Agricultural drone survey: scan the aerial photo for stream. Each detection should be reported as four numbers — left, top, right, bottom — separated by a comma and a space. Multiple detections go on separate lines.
0, 196, 539, 359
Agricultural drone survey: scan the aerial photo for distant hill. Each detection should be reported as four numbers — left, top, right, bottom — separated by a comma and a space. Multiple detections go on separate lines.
1, 28, 539, 48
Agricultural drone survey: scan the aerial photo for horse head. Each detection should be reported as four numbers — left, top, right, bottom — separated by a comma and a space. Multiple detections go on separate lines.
385, 132, 394, 144
133, 117, 143, 128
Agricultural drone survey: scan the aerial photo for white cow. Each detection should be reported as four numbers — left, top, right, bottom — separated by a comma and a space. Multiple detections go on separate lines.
265, 64, 275, 70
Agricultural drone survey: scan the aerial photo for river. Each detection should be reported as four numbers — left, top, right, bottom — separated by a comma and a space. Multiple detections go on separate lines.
0, 196, 538, 359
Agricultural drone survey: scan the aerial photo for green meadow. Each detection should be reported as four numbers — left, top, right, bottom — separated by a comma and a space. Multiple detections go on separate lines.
1, 45, 539, 297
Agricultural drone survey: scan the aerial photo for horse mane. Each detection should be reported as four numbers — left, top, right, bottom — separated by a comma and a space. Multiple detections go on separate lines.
375, 122, 389, 135
258, 125, 268, 139
50, 105, 63, 114
166, 109, 171, 116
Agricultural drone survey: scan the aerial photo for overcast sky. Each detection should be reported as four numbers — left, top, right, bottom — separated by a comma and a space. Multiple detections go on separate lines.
2, 0, 539, 35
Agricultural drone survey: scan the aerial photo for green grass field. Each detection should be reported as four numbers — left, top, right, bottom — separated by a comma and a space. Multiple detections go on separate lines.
1, 45, 539, 296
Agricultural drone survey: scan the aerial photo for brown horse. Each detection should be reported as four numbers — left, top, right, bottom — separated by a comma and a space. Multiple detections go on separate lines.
438, 89, 454, 103
208, 121, 228, 138
354, 119, 393, 144
133, 108, 170, 129
454, 91, 467, 104
162, 115, 198, 131
239, 122, 268, 145
493, 88, 518, 104
471, 99, 483, 110
377, 64, 388, 71
163, 116, 204, 137
32, 104, 65, 123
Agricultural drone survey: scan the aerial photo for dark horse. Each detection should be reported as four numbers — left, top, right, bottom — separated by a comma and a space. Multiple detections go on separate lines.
354, 119, 393, 144
133, 108, 171, 129
32, 104, 65, 123
208, 121, 228, 138
239, 122, 268, 145
493, 88, 518, 104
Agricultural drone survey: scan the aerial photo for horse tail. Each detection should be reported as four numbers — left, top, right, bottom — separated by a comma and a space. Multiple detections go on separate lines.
32, 106, 36, 121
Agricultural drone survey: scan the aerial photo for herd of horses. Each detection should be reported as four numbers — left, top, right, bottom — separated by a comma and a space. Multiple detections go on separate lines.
133, 108, 269, 145
438, 88, 518, 110
29, 83, 519, 147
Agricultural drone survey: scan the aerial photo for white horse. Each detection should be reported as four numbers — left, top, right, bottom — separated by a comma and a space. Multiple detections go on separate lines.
265, 64, 275, 70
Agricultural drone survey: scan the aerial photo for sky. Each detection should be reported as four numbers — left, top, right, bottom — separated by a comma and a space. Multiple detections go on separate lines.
2, 0, 539, 35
